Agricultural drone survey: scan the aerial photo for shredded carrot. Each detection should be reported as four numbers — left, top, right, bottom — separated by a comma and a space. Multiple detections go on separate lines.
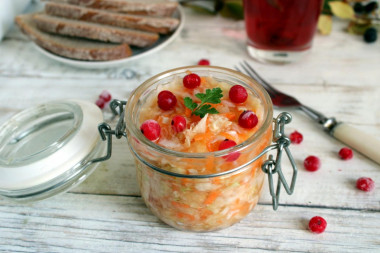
160, 127, 170, 139
199, 208, 213, 220
219, 162, 231, 172
220, 112, 236, 121
181, 178, 191, 185
205, 116, 210, 133
203, 189, 221, 205
206, 143, 212, 152
171, 184, 180, 191
191, 114, 202, 122
176, 211, 196, 221
156, 116, 163, 124
207, 140, 220, 152
212, 177, 221, 185
205, 156, 215, 172
200, 76, 209, 86
172, 201, 190, 209
194, 133, 207, 141
236, 202, 251, 215
185, 107, 192, 117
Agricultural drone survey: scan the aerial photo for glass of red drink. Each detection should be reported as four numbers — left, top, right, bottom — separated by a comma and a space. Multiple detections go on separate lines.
244, 0, 323, 63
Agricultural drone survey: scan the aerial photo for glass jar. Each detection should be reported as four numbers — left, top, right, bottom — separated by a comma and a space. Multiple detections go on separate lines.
125, 66, 273, 231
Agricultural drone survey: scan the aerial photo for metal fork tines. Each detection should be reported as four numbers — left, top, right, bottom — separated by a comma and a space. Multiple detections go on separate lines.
236, 61, 334, 128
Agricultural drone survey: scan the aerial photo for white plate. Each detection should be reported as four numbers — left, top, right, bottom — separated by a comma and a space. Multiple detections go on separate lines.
32, 6, 185, 69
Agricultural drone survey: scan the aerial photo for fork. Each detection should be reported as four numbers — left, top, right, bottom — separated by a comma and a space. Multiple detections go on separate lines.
237, 61, 380, 165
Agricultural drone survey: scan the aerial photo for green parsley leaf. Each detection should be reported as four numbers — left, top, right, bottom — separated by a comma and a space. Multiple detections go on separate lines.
184, 87, 223, 118
184, 97, 198, 110
195, 88, 223, 104
193, 105, 219, 117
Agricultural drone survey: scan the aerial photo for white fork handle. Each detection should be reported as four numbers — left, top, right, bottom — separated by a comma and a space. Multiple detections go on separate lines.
332, 123, 380, 165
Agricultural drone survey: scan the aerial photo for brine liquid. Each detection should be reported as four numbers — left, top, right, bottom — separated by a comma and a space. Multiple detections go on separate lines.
244, 0, 323, 51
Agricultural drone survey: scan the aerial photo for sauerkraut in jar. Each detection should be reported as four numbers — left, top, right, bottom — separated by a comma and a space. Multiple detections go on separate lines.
125, 66, 273, 231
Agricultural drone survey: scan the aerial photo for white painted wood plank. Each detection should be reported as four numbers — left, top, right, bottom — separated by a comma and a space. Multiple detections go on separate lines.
1, 76, 379, 129
0, 193, 379, 253
0, 77, 379, 209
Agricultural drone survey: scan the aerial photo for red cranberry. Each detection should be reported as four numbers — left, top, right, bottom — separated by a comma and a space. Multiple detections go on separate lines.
198, 59, 210, 65
339, 147, 353, 160
229, 85, 248, 103
218, 139, 240, 162
356, 177, 375, 192
304, 155, 320, 172
183, 73, 201, 89
157, 90, 177, 110
289, 131, 303, 144
171, 115, 186, 133
309, 216, 327, 234
140, 120, 161, 141
96, 98, 105, 109
99, 90, 112, 102
238, 110, 258, 129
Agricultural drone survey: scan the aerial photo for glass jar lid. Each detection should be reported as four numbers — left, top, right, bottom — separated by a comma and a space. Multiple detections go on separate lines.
0, 100, 104, 201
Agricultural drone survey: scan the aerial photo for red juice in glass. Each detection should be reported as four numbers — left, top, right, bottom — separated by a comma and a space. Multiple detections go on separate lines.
243, 0, 323, 63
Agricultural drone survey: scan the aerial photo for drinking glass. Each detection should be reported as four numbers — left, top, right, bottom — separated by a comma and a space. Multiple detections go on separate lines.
244, 0, 323, 63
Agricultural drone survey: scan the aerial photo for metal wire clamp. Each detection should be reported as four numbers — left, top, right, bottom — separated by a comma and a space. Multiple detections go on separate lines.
90, 100, 127, 164
262, 112, 297, 210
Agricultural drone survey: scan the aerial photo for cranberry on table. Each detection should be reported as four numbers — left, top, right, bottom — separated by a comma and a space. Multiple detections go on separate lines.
238, 110, 258, 129
99, 90, 112, 102
171, 115, 187, 133
338, 147, 353, 160
356, 177, 375, 192
309, 216, 327, 234
229, 85, 248, 103
304, 155, 320, 172
218, 139, 240, 162
140, 120, 161, 141
183, 73, 201, 89
289, 130, 303, 144
198, 59, 210, 65
96, 98, 105, 109
157, 90, 177, 110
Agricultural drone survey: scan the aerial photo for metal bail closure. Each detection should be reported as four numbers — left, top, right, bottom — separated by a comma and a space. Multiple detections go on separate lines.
88, 99, 128, 165
262, 112, 298, 210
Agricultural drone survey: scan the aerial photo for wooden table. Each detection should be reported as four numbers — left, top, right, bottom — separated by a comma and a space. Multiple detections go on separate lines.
1, 2, 379, 252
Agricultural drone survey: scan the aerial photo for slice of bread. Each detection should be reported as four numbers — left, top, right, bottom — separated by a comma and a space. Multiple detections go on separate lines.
45, 2, 180, 34
45, 0, 179, 17
15, 14, 132, 61
33, 14, 159, 47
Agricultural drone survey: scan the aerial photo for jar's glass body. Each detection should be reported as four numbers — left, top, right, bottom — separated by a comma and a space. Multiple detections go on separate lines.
125, 66, 273, 231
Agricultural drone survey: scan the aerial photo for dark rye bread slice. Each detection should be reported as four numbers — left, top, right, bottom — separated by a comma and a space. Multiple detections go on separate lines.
15, 14, 132, 61
45, 0, 179, 17
45, 2, 180, 34
33, 14, 159, 47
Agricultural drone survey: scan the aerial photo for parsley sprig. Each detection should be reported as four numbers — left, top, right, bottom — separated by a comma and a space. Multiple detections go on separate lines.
184, 88, 223, 118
